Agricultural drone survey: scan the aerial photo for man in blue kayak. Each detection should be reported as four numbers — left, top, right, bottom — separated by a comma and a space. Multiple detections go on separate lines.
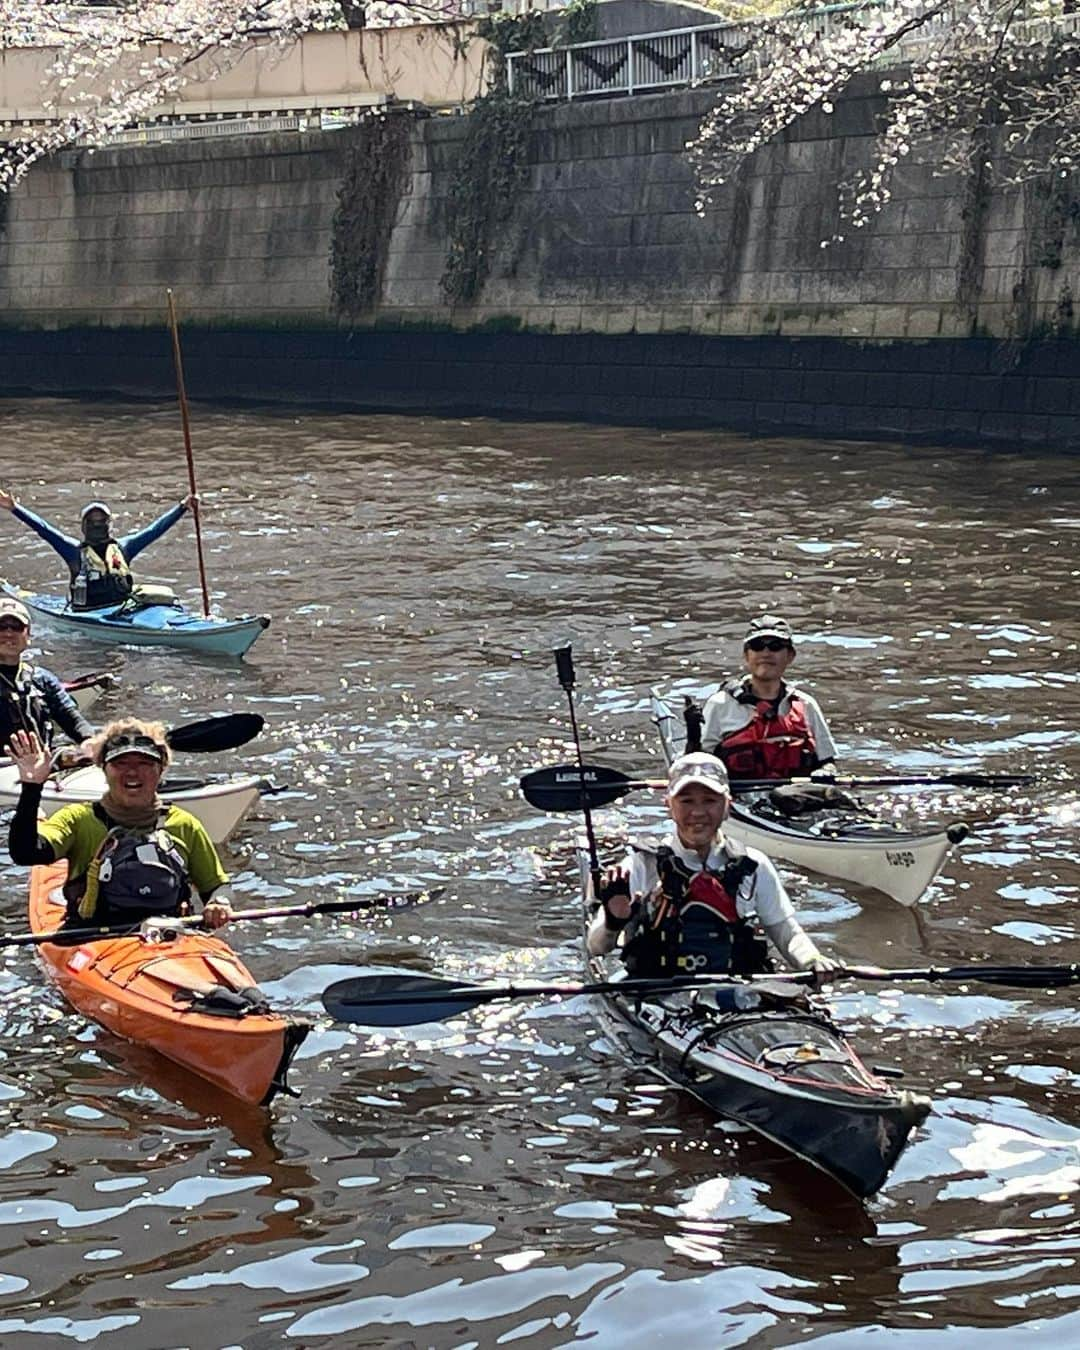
699, 614, 838, 780
0, 489, 195, 611
0, 596, 95, 758
587, 752, 837, 978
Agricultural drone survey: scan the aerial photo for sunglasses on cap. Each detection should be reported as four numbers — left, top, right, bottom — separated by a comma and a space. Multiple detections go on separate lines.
0, 619, 27, 633
103, 733, 166, 762
746, 637, 790, 653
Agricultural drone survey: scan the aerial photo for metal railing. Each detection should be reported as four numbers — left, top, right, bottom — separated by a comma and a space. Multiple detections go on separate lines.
507, 1, 1080, 101
74, 103, 385, 149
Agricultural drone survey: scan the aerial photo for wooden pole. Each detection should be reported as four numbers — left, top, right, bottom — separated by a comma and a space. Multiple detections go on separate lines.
166, 289, 211, 618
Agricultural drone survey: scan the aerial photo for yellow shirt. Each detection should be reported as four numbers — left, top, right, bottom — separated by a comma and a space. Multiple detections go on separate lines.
39, 803, 228, 899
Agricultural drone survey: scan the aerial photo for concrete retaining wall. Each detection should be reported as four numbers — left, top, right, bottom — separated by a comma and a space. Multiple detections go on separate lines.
0, 79, 1076, 449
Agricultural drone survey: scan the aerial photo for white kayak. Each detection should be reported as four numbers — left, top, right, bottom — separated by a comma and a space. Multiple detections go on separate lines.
0, 762, 266, 844
650, 691, 967, 907
63, 672, 117, 716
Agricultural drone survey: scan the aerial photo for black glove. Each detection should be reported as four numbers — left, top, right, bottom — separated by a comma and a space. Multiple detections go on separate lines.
598, 871, 634, 930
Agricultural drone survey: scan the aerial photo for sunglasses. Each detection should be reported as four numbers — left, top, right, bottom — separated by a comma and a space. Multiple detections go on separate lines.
104, 733, 165, 759
746, 637, 790, 653
0, 620, 27, 633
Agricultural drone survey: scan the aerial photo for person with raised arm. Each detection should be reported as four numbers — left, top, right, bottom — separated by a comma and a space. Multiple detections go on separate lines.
586, 752, 836, 978
0, 489, 196, 610
6, 718, 232, 931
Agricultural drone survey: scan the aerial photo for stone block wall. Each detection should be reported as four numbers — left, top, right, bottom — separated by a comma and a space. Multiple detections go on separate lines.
0, 77, 1076, 448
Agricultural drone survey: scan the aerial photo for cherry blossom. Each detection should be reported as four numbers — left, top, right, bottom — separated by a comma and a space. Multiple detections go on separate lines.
687, 0, 1080, 236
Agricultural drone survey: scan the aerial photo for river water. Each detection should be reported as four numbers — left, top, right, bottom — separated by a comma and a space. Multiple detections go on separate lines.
0, 398, 1076, 1347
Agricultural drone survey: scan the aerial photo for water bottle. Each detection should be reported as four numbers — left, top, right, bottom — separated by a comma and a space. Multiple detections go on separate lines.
72, 573, 87, 609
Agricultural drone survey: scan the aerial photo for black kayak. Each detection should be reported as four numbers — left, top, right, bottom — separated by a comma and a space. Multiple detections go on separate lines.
580, 855, 931, 1199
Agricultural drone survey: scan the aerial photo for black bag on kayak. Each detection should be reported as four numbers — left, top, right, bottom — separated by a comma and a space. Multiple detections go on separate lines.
768, 783, 863, 817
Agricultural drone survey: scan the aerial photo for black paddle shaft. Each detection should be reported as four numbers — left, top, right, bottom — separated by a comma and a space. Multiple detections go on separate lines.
322, 962, 1080, 1028
552, 645, 603, 892
519, 761, 1036, 813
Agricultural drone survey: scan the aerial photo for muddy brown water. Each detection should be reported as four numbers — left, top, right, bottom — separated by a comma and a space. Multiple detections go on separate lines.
0, 397, 1075, 1346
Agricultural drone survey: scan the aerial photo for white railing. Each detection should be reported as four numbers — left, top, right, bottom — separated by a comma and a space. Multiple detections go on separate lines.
507, 1, 1080, 101
87, 103, 382, 147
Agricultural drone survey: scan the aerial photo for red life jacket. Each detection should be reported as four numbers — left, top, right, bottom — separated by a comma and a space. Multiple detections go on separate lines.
717, 693, 816, 780
622, 840, 770, 978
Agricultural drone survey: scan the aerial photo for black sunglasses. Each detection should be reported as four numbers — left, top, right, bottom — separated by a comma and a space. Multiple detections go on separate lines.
0, 620, 27, 633
746, 637, 790, 653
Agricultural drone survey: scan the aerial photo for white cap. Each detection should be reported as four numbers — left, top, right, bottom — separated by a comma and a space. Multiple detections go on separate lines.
667, 752, 730, 798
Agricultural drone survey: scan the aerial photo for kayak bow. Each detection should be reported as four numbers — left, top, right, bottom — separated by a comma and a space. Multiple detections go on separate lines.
29, 860, 308, 1105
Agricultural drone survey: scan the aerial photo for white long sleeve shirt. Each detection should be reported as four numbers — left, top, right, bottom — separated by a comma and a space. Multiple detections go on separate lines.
700, 678, 837, 764
586, 830, 825, 970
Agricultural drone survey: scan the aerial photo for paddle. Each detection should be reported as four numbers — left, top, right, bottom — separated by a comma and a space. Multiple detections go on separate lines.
11, 886, 444, 950
520, 762, 1037, 811
62, 671, 117, 694
166, 288, 211, 619
553, 644, 603, 897
165, 712, 265, 754
322, 963, 1080, 1026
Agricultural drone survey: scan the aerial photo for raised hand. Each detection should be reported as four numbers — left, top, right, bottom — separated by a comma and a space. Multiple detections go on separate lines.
7, 730, 52, 783
598, 865, 637, 926
0, 489, 16, 512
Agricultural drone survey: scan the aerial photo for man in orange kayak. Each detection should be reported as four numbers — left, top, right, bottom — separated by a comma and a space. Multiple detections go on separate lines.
0, 489, 195, 610
699, 615, 838, 781
6, 720, 232, 931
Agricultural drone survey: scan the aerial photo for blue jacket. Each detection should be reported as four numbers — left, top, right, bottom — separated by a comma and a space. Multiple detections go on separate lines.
13, 502, 186, 578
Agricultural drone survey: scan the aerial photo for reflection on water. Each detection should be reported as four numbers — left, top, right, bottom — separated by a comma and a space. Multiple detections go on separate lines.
0, 399, 1076, 1343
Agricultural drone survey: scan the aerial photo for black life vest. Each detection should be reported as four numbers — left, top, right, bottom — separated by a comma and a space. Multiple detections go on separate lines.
74, 541, 133, 608
0, 661, 52, 748
65, 825, 191, 922
715, 680, 817, 779
622, 838, 772, 978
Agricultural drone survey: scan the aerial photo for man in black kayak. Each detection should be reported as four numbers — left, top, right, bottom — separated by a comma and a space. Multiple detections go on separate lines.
0, 597, 95, 759
0, 489, 195, 610
587, 752, 837, 978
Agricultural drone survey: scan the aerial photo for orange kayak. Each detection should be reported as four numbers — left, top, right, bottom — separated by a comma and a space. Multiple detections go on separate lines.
29, 860, 309, 1106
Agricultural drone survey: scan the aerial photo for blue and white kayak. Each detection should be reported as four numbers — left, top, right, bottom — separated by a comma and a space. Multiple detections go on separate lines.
5, 582, 270, 658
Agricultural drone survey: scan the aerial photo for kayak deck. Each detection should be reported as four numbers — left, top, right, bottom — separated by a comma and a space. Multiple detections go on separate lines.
650, 690, 966, 905
580, 857, 929, 1197
29, 861, 308, 1106
4, 581, 270, 658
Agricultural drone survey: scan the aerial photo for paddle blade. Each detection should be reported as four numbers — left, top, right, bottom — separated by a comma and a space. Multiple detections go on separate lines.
519, 763, 639, 812
553, 644, 575, 691
322, 973, 493, 1026
166, 713, 265, 753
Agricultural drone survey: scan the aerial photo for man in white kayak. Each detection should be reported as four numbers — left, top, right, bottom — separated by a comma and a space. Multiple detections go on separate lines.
0, 596, 95, 760
699, 615, 838, 781
586, 752, 837, 978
